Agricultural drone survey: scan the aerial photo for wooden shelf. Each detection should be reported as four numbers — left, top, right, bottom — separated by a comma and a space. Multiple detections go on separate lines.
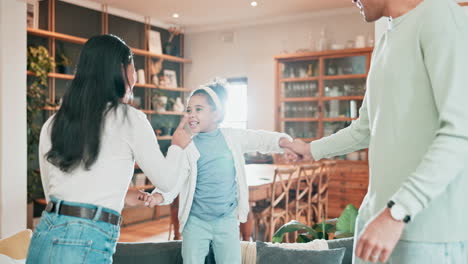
158, 86, 192, 92
281, 97, 320, 102
142, 110, 185, 116
281, 118, 319, 122
27, 71, 74, 80
279, 77, 319, 83
274, 47, 373, 60
43, 106, 60, 111
28, 73, 191, 92
321, 96, 364, 101
322, 117, 357, 122
127, 83, 192, 92
27, 28, 192, 64
323, 74, 367, 80
28, 28, 86, 45
132, 48, 191, 64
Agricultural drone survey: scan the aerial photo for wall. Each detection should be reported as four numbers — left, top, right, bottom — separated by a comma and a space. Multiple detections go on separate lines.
184, 9, 373, 131
0, 0, 27, 238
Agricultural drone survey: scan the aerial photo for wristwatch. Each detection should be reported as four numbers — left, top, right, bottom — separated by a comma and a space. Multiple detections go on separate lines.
387, 200, 411, 223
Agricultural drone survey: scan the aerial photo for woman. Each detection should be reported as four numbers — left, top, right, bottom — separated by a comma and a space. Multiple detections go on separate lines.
26, 34, 191, 263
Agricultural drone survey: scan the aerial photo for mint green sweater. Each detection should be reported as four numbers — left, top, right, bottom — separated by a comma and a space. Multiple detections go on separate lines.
311, 0, 468, 242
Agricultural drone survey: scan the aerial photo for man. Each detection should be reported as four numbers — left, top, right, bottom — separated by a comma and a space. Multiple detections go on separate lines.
284, 0, 468, 263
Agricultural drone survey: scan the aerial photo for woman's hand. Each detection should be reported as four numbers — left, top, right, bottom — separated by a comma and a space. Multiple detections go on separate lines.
137, 190, 164, 208
172, 115, 192, 149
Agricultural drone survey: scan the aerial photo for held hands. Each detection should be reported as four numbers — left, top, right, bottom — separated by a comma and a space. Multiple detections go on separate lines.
355, 208, 405, 263
280, 138, 314, 161
136, 190, 164, 208
172, 114, 192, 149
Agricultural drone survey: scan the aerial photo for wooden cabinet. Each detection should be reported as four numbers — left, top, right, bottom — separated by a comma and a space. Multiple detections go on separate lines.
274, 48, 372, 217
328, 161, 369, 218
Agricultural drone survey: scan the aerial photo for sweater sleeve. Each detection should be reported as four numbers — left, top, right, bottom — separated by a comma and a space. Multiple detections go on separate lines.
129, 110, 184, 193
230, 128, 292, 154
151, 143, 193, 205
390, 9, 468, 218
309, 93, 371, 160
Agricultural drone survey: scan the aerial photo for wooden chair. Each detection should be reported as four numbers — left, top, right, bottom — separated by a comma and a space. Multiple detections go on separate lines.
167, 196, 181, 240
311, 160, 336, 222
291, 163, 322, 226
253, 166, 298, 242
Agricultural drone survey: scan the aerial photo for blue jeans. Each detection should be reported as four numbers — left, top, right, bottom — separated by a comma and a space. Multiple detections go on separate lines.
26, 198, 120, 264
353, 216, 468, 264
182, 210, 241, 264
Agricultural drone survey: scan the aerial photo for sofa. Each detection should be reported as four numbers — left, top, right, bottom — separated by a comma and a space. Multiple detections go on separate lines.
113, 237, 354, 264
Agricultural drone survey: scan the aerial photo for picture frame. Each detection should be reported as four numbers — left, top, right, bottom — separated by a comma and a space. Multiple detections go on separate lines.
26, 0, 39, 29
163, 69, 178, 88
148, 30, 162, 55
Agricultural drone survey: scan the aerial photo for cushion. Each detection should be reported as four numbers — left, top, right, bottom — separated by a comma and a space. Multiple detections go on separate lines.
265, 239, 328, 250
113, 241, 216, 264
327, 237, 354, 264
256, 241, 345, 264
113, 241, 183, 264
0, 230, 32, 260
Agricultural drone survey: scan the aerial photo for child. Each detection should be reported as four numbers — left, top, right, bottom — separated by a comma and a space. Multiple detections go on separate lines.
140, 79, 295, 264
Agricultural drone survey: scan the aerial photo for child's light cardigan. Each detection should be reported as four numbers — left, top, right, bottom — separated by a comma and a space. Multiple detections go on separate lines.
153, 127, 291, 232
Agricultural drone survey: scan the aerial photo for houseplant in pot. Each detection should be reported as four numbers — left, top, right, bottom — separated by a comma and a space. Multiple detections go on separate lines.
272, 204, 358, 243
26, 46, 55, 227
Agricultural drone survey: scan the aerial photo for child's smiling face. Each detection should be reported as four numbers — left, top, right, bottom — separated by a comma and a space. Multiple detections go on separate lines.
186, 94, 221, 133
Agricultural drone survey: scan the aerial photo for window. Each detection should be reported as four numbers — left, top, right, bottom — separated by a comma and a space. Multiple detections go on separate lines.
221, 77, 248, 129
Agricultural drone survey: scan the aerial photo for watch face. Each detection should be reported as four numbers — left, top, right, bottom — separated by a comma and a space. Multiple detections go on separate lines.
390, 204, 406, 221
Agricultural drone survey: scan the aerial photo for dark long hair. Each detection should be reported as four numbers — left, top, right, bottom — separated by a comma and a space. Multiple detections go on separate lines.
46, 34, 133, 172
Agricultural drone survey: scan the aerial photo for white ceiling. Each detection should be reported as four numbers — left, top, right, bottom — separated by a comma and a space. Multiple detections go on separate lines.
91, 0, 354, 31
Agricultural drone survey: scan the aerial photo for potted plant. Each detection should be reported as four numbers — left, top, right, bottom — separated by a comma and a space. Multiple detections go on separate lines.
26, 46, 55, 228
272, 204, 358, 243
164, 26, 182, 56
56, 53, 73, 74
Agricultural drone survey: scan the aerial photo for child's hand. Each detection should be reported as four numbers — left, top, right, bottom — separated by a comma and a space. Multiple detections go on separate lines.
137, 190, 164, 208
284, 148, 299, 162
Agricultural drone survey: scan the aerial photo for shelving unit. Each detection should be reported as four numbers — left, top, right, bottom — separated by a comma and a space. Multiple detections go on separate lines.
275, 47, 371, 159
274, 48, 372, 218
28, 0, 191, 225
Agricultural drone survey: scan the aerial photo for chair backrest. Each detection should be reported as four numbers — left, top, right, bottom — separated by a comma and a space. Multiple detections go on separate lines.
270, 166, 298, 214
296, 163, 321, 202
319, 160, 336, 195
295, 162, 322, 226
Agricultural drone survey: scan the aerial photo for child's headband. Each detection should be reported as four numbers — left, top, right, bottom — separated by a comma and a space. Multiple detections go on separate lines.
189, 86, 222, 111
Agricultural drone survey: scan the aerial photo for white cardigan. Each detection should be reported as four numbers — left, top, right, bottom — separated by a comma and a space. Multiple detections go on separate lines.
153, 128, 291, 232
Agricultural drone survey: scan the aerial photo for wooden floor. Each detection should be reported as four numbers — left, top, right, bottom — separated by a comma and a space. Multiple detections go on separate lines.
119, 217, 172, 242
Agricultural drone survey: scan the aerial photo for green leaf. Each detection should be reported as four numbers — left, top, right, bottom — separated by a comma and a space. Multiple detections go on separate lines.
272, 220, 318, 243
296, 234, 312, 243
336, 204, 358, 234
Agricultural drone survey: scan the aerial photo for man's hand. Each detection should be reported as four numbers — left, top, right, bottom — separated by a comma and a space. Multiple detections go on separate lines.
279, 137, 299, 162
137, 191, 164, 208
280, 138, 314, 161
172, 115, 192, 149
355, 208, 405, 263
